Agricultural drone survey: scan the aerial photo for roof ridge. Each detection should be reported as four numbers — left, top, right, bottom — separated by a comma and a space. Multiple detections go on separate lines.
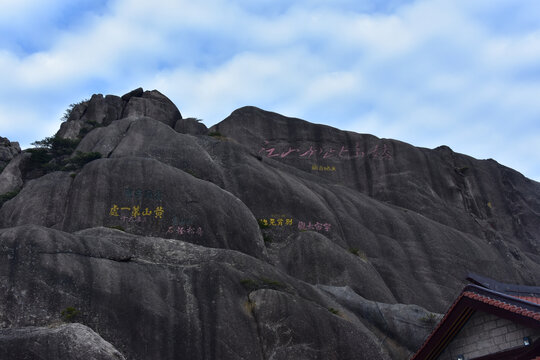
467, 272, 540, 296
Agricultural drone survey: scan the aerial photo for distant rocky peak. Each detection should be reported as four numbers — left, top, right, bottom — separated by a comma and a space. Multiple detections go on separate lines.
56, 88, 182, 139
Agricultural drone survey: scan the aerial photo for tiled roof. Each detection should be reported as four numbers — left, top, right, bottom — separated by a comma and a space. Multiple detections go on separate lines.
411, 284, 540, 360
467, 273, 540, 300
517, 296, 540, 305
463, 291, 540, 321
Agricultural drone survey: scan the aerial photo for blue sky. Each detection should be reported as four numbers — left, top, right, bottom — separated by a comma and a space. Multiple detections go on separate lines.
1, 0, 539, 182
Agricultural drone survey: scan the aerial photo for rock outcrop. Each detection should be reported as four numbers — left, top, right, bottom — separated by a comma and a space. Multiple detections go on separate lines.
0, 323, 125, 360
56, 88, 182, 139
175, 117, 208, 135
0, 225, 388, 360
0, 88, 538, 360
0, 137, 20, 170
0, 137, 23, 195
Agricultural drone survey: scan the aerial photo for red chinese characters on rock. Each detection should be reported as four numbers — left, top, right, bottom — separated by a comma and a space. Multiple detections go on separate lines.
259, 141, 392, 161
259, 217, 332, 233
298, 221, 331, 232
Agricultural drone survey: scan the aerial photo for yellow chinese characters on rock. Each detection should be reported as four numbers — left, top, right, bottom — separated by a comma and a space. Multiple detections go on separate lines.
311, 164, 336, 171
109, 204, 165, 219
259, 218, 293, 227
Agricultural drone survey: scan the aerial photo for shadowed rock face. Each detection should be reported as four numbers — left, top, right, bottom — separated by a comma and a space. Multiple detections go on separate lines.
0, 89, 539, 360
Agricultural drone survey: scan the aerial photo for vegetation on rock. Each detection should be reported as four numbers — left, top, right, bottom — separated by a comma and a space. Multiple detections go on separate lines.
26, 135, 100, 175
61, 306, 80, 322
61, 99, 88, 122
0, 190, 20, 207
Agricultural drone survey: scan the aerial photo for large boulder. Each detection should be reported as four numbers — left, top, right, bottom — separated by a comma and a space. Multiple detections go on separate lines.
0, 155, 266, 259
0, 153, 28, 195
0, 323, 126, 360
123, 89, 181, 128
0, 171, 72, 228
0, 225, 390, 360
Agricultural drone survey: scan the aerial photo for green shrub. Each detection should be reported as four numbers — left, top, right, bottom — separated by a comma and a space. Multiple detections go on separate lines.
209, 131, 223, 137
78, 121, 104, 138
78, 127, 91, 137
257, 220, 270, 229
328, 307, 340, 315
262, 234, 272, 244
61, 99, 88, 122
260, 278, 286, 289
61, 306, 80, 322
25, 143, 101, 175
185, 117, 204, 122
349, 248, 368, 261
0, 190, 20, 207
107, 225, 125, 232
31, 136, 80, 157
86, 120, 102, 127
27, 148, 53, 165
185, 169, 199, 178
420, 313, 438, 324
68, 151, 102, 167
240, 278, 287, 292
240, 279, 259, 291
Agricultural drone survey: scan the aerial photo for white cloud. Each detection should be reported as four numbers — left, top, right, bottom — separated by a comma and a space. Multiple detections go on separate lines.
0, 0, 58, 23
0, 0, 539, 181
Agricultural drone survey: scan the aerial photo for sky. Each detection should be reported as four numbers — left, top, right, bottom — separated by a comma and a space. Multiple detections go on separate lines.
0, 0, 539, 182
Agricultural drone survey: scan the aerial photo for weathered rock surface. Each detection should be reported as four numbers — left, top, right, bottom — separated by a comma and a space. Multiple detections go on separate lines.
0, 323, 125, 360
249, 288, 387, 360
56, 88, 182, 139
0, 171, 72, 228
0, 137, 23, 195
0, 153, 27, 195
210, 106, 540, 296
320, 285, 442, 358
1, 89, 539, 360
0, 137, 20, 170
0, 225, 389, 360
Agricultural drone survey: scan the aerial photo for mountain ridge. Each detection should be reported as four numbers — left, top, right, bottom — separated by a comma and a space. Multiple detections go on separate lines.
0, 88, 538, 360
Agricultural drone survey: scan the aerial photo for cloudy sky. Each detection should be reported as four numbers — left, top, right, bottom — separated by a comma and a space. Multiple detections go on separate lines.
1, 0, 539, 181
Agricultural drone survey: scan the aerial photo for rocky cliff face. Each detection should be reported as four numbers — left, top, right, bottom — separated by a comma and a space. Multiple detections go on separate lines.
0, 89, 538, 360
